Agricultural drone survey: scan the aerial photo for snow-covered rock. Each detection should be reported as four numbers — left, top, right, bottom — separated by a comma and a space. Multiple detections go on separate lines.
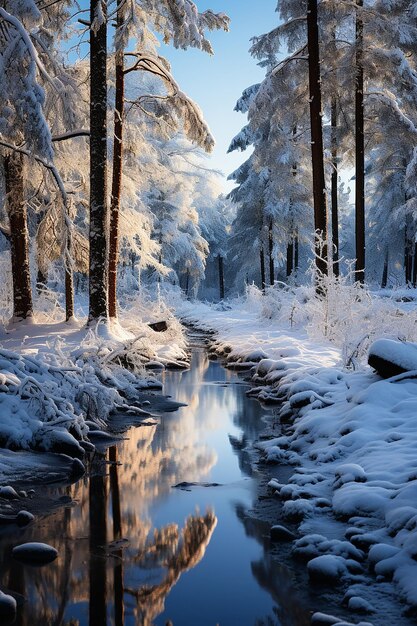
0, 590, 16, 619
270, 525, 297, 542
368, 338, 417, 378
12, 542, 58, 565
307, 554, 349, 583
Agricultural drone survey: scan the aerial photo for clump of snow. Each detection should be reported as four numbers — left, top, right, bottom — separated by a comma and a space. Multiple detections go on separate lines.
307, 554, 352, 583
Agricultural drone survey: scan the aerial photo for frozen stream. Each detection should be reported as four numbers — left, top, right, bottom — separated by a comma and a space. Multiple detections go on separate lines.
0, 343, 312, 626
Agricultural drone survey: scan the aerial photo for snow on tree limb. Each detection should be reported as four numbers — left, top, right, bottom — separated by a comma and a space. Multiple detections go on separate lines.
125, 52, 214, 152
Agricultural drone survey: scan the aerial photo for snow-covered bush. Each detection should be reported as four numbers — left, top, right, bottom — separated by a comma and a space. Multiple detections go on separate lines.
243, 274, 417, 369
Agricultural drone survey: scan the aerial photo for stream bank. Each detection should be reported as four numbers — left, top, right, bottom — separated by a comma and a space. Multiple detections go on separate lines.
0, 338, 308, 625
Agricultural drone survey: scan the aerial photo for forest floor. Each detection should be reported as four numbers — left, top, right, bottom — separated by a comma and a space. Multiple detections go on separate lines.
178, 294, 417, 624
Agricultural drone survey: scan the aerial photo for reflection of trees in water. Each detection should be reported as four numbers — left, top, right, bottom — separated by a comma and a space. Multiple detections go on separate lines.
89, 453, 108, 626
0, 353, 251, 624
230, 386, 273, 442
0, 443, 217, 626
127, 510, 217, 626
0, 485, 75, 626
109, 446, 124, 626
252, 560, 310, 626
234, 504, 310, 626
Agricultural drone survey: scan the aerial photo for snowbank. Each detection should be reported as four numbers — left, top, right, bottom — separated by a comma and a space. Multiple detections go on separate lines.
0, 295, 188, 482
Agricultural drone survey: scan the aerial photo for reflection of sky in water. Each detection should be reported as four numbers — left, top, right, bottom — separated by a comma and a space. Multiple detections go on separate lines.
0, 348, 284, 626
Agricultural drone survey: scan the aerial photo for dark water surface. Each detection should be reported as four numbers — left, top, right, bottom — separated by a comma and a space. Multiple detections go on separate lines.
0, 348, 310, 626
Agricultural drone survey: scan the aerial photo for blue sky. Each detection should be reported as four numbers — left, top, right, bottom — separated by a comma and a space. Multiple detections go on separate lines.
159, 1, 278, 191
74, 1, 278, 190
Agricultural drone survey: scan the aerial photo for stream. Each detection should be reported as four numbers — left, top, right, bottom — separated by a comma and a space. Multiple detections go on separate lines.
0, 340, 312, 626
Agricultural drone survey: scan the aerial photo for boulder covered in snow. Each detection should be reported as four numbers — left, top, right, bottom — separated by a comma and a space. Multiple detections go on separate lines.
270, 524, 297, 542
0, 486, 19, 501
307, 554, 348, 583
368, 338, 417, 378
12, 542, 58, 565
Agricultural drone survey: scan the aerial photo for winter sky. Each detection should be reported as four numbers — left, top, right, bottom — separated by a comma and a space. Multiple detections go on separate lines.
159, 0, 278, 192
74, 1, 278, 192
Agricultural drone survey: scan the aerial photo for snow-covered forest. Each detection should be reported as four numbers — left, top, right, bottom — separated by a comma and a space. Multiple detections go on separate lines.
2, 0, 417, 624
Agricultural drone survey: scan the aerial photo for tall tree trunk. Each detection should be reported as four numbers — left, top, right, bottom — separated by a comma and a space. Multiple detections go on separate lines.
218, 254, 225, 299
355, 0, 365, 283
294, 229, 299, 272
268, 219, 274, 285
331, 97, 340, 277
4, 152, 33, 320
381, 247, 389, 289
65, 248, 75, 321
413, 243, 417, 288
307, 0, 328, 284
260, 246, 266, 292
108, 0, 124, 319
287, 128, 297, 281
404, 226, 413, 285
286, 239, 294, 277
89, 0, 109, 322
36, 268, 47, 294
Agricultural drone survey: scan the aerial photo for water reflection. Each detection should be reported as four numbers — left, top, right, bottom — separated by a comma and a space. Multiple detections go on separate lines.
129, 511, 216, 626
0, 348, 292, 625
89, 454, 108, 626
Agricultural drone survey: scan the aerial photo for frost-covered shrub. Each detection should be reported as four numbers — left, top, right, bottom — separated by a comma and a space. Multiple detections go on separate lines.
242, 272, 417, 369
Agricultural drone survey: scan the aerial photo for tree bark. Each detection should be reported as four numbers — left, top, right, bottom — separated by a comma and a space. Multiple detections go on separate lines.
89, 0, 109, 321
65, 247, 75, 321
307, 0, 328, 285
413, 243, 417, 288
331, 97, 339, 277
381, 247, 388, 289
108, 0, 124, 319
36, 268, 47, 294
4, 152, 33, 320
294, 229, 299, 272
404, 220, 413, 286
355, 0, 365, 283
268, 219, 274, 285
260, 246, 266, 292
218, 254, 225, 299
286, 239, 294, 278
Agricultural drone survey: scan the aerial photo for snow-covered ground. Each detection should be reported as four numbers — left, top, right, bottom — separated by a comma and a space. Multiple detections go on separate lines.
0, 291, 187, 483
177, 286, 417, 617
